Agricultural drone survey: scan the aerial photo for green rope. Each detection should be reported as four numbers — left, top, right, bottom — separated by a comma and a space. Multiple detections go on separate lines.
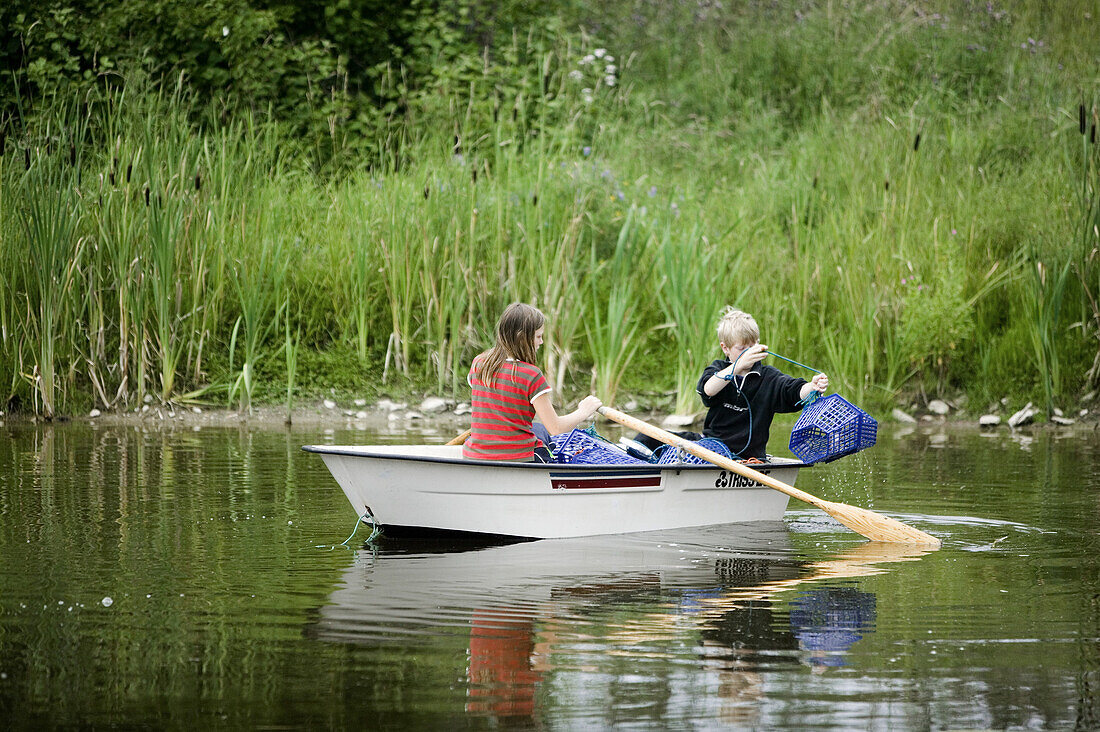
766, 350, 822, 375
313, 508, 382, 550
767, 350, 823, 408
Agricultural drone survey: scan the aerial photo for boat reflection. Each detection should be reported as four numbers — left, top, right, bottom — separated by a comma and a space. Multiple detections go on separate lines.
307, 525, 934, 723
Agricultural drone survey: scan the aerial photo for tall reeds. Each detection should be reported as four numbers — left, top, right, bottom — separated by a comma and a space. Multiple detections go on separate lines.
2, 3, 1097, 418
9, 100, 87, 418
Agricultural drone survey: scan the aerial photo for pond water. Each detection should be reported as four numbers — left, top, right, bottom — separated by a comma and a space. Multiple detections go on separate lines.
1, 418, 1098, 729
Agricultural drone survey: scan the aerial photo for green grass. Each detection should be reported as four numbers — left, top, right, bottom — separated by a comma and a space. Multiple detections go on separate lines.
1, 0, 1098, 420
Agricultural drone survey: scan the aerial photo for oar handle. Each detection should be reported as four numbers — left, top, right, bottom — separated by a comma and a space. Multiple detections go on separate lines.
597, 406, 825, 508
598, 406, 940, 546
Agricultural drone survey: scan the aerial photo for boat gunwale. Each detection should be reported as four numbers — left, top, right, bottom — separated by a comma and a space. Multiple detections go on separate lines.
301, 444, 810, 472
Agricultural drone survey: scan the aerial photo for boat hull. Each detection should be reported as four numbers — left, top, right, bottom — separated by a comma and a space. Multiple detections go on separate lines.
303, 445, 804, 539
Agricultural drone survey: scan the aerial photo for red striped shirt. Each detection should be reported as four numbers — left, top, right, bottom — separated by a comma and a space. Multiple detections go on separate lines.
463, 359, 551, 461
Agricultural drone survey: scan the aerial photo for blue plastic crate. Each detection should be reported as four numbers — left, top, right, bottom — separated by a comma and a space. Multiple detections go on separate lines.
656, 437, 732, 465
789, 394, 877, 464
552, 429, 648, 466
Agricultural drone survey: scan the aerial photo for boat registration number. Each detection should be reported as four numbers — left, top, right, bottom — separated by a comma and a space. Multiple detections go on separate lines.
714, 471, 757, 488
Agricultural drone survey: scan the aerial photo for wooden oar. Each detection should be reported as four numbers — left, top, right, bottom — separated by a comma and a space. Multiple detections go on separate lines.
445, 428, 471, 446
598, 406, 940, 546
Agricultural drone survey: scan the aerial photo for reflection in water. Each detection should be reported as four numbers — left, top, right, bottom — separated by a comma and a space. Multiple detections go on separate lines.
789, 587, 877, 668
309, 527, 930, 725
467, 610, 541, 717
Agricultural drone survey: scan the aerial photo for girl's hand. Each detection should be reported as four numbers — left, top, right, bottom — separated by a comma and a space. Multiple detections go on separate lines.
810, 373, 829, 392
578, 395, 603, 419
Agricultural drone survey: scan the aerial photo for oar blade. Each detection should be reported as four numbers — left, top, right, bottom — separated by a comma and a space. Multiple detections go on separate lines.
818, 500, 940, 546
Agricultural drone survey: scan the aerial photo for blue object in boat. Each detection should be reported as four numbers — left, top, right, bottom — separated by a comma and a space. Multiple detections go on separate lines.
552, 429, 648, 466
656, 437, 732, 465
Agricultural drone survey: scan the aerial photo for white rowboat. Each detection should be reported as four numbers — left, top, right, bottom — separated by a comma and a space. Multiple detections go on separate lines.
303, 444, 807, 538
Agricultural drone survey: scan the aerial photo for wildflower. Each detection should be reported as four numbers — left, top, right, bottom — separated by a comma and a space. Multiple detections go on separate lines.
222, 26, 229, 37
605, 64, 617, 74
568, 69, 583, 82
604, 76, 616, 87
582, 146, 591, 156
951, 228, 957, 235
594, 48, 606, 59
647, 186, 657, 197
580, 54, 595, 66
582, 89, 594, 104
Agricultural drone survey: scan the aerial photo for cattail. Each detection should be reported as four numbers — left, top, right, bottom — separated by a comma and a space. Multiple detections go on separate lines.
0, 129, 5, 156
472, 167, 478, 184
812, 175, 818, 189
109, 169, 115, 185
126, 162, 132, 182
1092, 124, 1097, 145
69, 143, 76, 166
195, 172, 201, 191
144, 185, 150, 206
884, 180, 890, 190
24, 147, 30, 170
423, 184, 430, 199
913, 133, 921, 152
1080, 105, 1087, 135
512, 107, 518, 122
532, 192, 538, 206
453, 134, 461, 155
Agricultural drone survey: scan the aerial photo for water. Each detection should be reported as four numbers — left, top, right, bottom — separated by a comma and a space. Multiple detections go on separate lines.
1, 420, 1099, 729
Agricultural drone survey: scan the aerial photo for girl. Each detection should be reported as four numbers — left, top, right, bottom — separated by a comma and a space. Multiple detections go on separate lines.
463, 303, 602, 462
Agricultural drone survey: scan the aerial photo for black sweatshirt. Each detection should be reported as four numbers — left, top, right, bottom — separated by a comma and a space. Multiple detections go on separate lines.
696, 360, 807, 459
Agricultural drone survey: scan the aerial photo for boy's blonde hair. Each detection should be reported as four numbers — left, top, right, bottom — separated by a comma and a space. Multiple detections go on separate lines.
716, 307, 760, 347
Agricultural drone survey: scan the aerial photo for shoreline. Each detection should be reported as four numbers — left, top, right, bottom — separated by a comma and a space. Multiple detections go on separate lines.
2, 397, 1097, 436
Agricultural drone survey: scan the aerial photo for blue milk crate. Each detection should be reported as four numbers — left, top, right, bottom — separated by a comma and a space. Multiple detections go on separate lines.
552, 429, 648, 466
656, 437, 732, 465
789, 394, 877, 464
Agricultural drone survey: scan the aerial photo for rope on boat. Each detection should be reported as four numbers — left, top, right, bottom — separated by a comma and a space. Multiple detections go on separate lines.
313, 507, 382, 550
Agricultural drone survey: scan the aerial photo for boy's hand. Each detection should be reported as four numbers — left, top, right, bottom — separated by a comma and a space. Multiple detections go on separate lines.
725, 342, 769, 373
810, 373, 829, 392
739, 343, 769, 370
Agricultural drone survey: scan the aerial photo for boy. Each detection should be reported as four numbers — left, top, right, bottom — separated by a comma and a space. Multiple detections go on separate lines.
697, 308, 828, 460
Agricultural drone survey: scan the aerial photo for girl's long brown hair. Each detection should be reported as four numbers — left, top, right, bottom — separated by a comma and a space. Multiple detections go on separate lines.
473, 303, 546, 384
